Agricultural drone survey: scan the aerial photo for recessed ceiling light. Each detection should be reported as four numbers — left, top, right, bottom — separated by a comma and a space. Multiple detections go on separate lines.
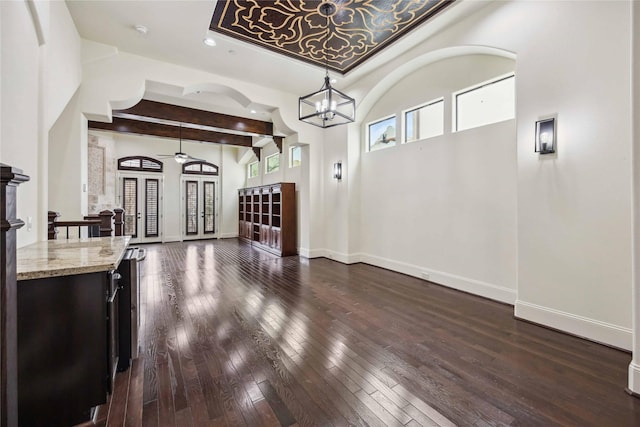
203, 37, 216, 47
250, 110, 257, 114
330, 78, 337, 84
134, 24, 148, 35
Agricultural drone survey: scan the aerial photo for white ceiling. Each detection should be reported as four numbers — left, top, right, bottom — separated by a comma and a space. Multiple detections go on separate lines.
66, 0, 484, 120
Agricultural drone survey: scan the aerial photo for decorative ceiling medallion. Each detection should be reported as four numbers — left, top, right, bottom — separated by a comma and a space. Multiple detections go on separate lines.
210, 0, 456, 74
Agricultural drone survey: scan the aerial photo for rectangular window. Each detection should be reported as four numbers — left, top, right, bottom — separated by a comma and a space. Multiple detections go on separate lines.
248, 161, 259, 179
289, 146, 302, 168
265, 153, 280, 174
404, 98, 444, 143
454, 74, 515, 132
367, 115, 396, 152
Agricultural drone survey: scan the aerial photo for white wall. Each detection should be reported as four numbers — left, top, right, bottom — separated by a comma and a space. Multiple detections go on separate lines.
220, 145, 247, 238
335, 0, 633, 350
46, 1, 82, 130
512, 2, 632, 350
354, 55, 517, 302
48, 90, 87, 218
0, 0, 81, 246
0, 0, 41, 246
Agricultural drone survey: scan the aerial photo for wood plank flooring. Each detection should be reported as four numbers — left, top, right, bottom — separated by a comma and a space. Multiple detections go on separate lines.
100, 239, 640, 426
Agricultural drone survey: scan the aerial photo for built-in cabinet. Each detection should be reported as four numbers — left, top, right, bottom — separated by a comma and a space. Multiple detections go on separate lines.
17, 271, 110, 427
239, 182, 296, 256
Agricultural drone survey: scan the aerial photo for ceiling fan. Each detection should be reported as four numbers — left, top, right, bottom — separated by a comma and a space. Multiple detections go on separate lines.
157, 124, 204, 164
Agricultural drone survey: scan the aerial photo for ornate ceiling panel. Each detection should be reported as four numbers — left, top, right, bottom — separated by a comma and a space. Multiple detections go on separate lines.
210, 0, 456, 74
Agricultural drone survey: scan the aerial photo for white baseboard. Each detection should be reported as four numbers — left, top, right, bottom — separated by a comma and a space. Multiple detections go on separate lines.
360, 253, 516, 304
628, 362, 640, 394
298, 248, 362, 264
162, 235, 182, 243
298, 247, 326, 258
219, 233, 238, 239
515, 300, 632, 351
324, 250, 362, 264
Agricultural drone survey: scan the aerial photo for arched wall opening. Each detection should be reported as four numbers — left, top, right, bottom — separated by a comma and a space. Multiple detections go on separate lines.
325, 47, 518, 304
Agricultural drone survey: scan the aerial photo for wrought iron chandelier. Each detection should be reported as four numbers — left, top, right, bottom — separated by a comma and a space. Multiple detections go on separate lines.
298, 2, 356, 128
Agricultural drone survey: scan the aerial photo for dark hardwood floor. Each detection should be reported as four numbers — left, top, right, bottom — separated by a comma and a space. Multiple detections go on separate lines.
100, 239, 640, 426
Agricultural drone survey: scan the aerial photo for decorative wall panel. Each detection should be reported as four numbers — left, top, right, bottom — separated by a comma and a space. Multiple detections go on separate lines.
88, 133, 116, 214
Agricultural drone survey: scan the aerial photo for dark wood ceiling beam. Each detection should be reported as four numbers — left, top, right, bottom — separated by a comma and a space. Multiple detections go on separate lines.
115, 100, 273, 137
89, 117, 252, 147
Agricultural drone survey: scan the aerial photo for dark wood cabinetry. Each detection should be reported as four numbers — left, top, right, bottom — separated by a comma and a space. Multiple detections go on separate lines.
17, 272, 110, 427
238, 182, 297, 256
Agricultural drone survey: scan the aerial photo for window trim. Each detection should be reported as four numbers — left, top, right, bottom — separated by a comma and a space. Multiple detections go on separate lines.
401, 97, 445, 144
452, 72, 515, 133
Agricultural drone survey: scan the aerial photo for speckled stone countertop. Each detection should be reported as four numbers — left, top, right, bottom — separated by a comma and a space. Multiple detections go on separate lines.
17, 236, 131, 280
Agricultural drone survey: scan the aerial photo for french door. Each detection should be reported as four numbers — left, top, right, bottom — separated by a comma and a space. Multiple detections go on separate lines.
181, 176, 218, 240
119, 173, 163, 244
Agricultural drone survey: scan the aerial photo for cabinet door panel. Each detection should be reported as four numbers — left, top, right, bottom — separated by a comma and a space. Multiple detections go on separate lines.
271, 227, 281, 250
260, 225, 270, 245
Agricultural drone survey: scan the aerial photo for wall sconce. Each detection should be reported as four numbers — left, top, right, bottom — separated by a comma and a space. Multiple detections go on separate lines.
333, 162, 342, 180
535, 117, 556, 154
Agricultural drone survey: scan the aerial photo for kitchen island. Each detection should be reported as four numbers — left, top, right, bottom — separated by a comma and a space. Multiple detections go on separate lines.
16, 236, 130, 427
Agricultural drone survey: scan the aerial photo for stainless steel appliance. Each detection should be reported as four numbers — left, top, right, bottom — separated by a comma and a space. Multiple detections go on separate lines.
117, 247, 144, 371
107, 270, 121, 392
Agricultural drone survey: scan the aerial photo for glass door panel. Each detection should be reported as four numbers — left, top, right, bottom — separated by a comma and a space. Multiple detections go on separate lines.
185, 180, 198, 235
122, 177, 138, 238
145, 179, 159, 238
203, 181, 215, 234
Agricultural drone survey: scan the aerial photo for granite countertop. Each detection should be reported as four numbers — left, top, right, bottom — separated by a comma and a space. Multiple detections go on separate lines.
17, 236, 131, 280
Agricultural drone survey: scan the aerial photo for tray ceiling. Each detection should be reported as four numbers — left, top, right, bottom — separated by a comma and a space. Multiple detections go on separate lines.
210, 0, 456, 74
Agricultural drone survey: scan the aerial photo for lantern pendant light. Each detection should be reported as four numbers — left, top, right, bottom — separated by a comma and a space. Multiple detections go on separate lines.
298, 2, 355, 128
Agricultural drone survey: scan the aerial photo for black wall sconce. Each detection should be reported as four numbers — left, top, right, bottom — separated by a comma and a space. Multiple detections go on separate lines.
535, 117, 556, 154
333, 162, 342, 180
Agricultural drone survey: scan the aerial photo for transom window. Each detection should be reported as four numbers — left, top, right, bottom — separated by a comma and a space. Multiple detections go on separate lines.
367, 115, 397, 152
118, 156, 163, 172
454, 73, 515, 132
182, 161, 219, 175
404, 98, 444, 143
